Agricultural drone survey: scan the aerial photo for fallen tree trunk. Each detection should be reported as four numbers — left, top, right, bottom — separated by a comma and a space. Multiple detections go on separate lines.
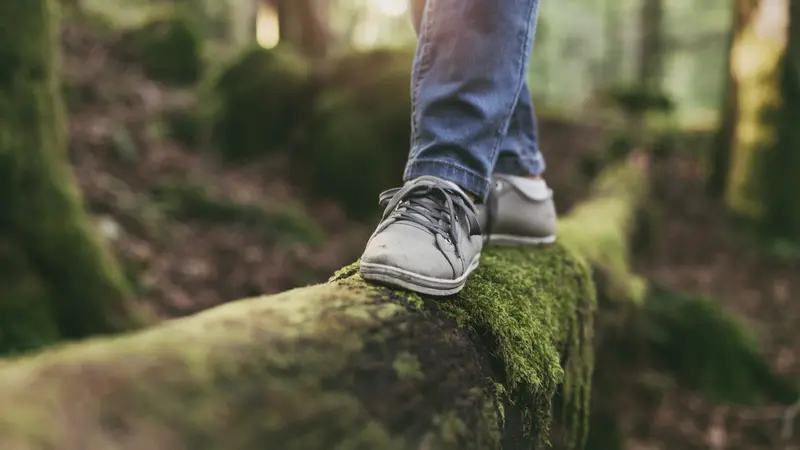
0, 160, 648, 450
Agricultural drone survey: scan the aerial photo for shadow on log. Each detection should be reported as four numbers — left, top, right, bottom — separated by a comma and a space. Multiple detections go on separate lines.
0, 159, 649, 450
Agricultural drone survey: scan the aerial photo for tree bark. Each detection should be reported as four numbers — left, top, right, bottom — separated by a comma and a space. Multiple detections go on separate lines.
708, 16, 738, 198
0, 0, 144, 349
274, 0, 330, 58
636, 0, 665, 90
0, 160, 649, 450
601, 0, 624, 87
723, 0, 800, 239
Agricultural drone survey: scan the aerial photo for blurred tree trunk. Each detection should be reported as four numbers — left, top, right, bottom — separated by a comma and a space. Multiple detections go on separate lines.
708, 10, 738, 198
627, 0, 665, 143
602, 0, 624, 87
0, 0, 144, 349
637, 0, 665, 90
721, 0, 800, 240
274, 0, 330, 58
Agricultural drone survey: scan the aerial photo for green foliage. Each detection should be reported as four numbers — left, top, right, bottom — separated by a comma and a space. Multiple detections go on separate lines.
152, 180, 324, 244
603, 85, 675, 115
210, 45, 311, 161
161, 107, 203, 147
301, 49, 413, 219
0, 239, 60, 356
638, 284, 797, 404
131, 16, 203, 86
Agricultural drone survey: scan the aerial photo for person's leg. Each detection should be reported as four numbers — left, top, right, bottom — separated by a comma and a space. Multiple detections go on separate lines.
359, 0, 540, 295
494, 83, 546, 176
409, 0, 545, 180
482, 83, 558, 245
408, 0, 557, 246
404, 0, 541, 201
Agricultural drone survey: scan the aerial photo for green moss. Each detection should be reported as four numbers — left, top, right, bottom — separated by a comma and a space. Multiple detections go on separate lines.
333, 243, 594, 448
0, 279, 504, 449
392, 351, 424, 381
0, 239, 60, 355
117, 15, 203, 86
151, 180, 324, 244
0, 0, 144, 340
210, 45, 311, 161
0, 160, 647, 448
640, 284, 798, 404
302, 50, 412, 218
0, 283, 410, 449
431, 411, 467, 443
439, 244, 595, 447
559, 163, 650, 305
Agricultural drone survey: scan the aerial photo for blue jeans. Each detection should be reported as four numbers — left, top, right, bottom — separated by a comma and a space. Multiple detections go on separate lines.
405, 0, 545, 201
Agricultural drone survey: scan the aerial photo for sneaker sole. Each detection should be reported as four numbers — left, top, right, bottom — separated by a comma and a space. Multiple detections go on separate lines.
487, 234, 557, 246
359, 254, 481, 297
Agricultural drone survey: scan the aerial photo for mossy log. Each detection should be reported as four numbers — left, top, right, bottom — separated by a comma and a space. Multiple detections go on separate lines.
0, 161, 648, 450
0, 0, 144, 349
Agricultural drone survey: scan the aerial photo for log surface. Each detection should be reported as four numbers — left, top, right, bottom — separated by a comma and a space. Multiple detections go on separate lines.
0, 162, 648, 450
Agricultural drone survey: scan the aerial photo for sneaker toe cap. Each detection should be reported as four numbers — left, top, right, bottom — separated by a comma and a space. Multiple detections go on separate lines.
361, 226, 456, 280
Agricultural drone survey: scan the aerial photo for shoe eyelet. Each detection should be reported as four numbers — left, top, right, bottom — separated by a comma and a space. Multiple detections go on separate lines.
494, 180, 503, 191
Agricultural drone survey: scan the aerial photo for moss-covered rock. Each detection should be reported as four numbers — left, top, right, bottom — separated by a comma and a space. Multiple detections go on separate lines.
210, 45, 312, 161
116, 15, 203, 86
301, 49, 414, 219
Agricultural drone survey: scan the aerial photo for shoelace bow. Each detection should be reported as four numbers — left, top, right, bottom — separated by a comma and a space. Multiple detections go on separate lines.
378, 183, 475, 259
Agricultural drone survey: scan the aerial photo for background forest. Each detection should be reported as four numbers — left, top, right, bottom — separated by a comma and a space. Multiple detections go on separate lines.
1, 0, 800, 448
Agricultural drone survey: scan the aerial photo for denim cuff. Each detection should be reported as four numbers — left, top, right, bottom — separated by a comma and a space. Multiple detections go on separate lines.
494, 153, 546, 177
404, 159, 491, 201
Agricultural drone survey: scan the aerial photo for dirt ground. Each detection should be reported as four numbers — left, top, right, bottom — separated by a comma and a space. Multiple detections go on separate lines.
60, 23, 799, 450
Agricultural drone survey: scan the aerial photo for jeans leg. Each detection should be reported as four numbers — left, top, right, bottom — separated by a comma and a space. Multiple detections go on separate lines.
404, 0, 541, 201
409, 1, 545, 178
494, 82, 547, 176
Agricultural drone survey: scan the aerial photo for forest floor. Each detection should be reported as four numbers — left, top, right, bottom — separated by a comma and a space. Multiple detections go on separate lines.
61, 23, 800, 450
624, 153, 800, 450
